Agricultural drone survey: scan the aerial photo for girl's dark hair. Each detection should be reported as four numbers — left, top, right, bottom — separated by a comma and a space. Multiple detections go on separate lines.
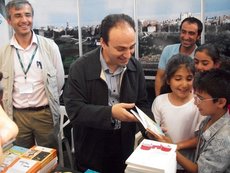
195, 43, 221, 64
160, 54, 195, 94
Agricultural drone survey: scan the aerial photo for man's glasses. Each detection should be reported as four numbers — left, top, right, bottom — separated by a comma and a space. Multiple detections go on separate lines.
194, 95, 218, 104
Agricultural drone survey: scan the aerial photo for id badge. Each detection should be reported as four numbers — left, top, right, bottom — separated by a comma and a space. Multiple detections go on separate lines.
19, 83, 33, 94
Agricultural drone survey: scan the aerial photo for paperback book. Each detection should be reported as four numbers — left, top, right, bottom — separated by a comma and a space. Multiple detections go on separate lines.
4, 145, 57, 173
0, 145, 28, 172
130, 106, 164, 136
125, 139, 177, 173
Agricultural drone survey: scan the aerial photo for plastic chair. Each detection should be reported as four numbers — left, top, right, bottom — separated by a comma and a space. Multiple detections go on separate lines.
58, 105, 74, 169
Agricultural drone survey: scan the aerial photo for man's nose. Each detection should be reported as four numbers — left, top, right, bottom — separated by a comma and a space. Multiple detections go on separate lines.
123, 49, 133, 58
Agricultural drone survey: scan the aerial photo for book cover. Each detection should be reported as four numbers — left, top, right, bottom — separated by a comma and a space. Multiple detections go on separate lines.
22, 145, 57, 168
5, 158, 41, 173
126, 139, 177, 173
4, 146, 57, 173
0, 145, 28, 172
130, 106, 164, 136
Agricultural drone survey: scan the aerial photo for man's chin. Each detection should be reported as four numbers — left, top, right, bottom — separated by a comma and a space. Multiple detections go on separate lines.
119, 61, 129, 66
182, 42, 194, 48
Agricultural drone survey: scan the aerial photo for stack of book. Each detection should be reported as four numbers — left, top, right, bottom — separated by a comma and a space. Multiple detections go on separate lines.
1, 145, 57, 173
125, 139, 177, 173
0, 145, 28, 172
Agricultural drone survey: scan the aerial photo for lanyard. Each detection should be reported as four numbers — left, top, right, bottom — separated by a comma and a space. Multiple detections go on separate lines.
16, 45, 38, 80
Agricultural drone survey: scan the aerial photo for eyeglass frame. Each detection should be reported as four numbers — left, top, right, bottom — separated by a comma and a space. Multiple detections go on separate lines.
194, 94, 219, 104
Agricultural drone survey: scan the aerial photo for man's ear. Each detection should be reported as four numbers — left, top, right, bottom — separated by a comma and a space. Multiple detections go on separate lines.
100, 38, 105, 48
7, 19, 11, 25
217, 98, 227, 109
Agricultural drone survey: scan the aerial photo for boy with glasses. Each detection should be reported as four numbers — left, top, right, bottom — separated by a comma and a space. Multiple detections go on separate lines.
149, 69, 230, 173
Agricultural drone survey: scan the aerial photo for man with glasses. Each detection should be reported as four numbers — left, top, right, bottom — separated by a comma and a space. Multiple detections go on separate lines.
151, 69, 230, 172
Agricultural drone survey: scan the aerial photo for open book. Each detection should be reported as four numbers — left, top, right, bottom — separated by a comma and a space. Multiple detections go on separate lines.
131, 106, 164, 136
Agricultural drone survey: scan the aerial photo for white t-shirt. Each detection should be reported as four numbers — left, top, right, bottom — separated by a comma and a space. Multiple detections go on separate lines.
152, 93, 204, 169
151, 93, 203, 143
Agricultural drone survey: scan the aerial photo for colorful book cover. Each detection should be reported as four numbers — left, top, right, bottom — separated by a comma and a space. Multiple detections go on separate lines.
4, 145, 57, 173
0, 145, 28, 172
22, 145, 57, 168
5, 158, 40, 173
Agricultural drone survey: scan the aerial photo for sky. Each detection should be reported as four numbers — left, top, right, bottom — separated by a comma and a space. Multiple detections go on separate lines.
5, 0, 230, 28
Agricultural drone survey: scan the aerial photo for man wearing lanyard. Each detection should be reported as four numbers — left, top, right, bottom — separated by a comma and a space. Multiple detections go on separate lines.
0, 0, 64, 149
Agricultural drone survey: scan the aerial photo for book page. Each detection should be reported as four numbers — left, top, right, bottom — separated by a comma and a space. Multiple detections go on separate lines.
131, 106, 164, 136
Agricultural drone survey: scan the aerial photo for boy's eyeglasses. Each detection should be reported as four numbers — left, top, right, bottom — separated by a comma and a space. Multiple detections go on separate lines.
194, 95, 218, 104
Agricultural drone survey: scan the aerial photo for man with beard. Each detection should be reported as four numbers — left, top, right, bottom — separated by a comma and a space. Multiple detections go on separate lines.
155, 17, 203, 96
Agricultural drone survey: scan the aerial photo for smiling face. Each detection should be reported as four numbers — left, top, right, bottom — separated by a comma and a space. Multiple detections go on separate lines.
100, 22, 136, 72
194, 51, 219, 72
194, 91, 219, 116
180, 21, 200, 49
168, 65, 194, 99
7, 4, 33, 37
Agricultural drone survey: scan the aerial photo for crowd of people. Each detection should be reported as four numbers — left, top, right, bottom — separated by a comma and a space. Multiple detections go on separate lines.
0, 0, 229, 173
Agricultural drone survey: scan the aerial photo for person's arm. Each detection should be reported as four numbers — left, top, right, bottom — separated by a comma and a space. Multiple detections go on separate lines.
155, 69, 165, 96
177, 136, 198, 150
0, 105, 18, 145
176, 151, 198, 173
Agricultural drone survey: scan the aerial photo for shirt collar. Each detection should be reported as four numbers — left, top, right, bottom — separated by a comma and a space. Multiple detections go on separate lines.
202, 111, 230, 141
10, 30, 38, 50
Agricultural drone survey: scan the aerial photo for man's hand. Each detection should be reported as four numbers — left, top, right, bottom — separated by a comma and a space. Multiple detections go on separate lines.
112, 103, 137, 122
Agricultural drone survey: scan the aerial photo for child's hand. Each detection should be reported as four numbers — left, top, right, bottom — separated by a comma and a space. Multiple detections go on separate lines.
146, 128, 173, 144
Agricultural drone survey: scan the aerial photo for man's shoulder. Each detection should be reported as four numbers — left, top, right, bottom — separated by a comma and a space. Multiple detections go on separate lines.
0, 43, 12, 56
36, 34, 54, 44
163, 43, 180, 51
74, 48, 100, 66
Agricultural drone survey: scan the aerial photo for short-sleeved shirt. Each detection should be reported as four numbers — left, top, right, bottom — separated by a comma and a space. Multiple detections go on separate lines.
151, 93, 203, 168
158, 43, 196, 70
195, 111, 230, 173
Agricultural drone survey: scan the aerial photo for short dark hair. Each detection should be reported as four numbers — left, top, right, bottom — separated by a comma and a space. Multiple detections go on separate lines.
160, 53, 195, 94
195, 43, 221, 64
180, 17, 203, 36
193, 69, 230, 107
100, 14, 135, 45
6, 0, 34, 19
